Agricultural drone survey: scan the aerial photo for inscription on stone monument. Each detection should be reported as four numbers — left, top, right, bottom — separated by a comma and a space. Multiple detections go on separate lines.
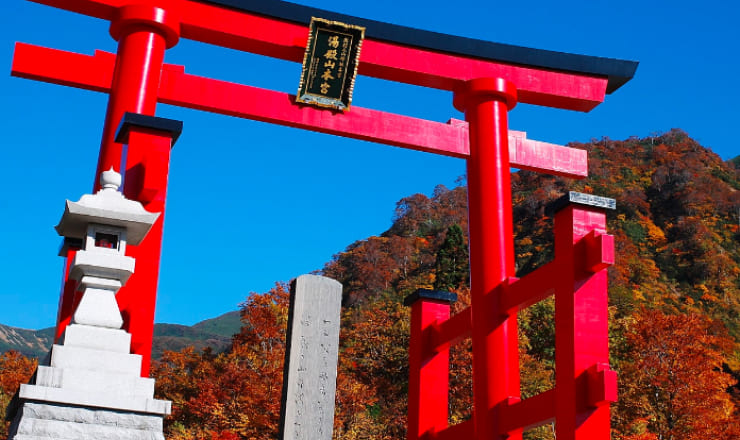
279, 274, 343, 440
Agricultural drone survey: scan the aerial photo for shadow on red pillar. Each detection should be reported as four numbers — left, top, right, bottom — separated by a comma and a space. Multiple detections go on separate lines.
54, 238, 82, 342
114, 113, 182, 376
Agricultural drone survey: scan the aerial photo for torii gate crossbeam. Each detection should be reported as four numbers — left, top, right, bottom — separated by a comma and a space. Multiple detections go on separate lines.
12, 43, 589, 177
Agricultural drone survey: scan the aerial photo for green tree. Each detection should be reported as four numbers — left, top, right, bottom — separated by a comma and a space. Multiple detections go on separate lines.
434, 224, 469, 290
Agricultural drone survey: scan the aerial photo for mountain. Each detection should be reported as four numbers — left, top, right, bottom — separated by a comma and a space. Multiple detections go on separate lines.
0, 310, 242, 360
150, 311, 242, 359
0, 325, 55, 360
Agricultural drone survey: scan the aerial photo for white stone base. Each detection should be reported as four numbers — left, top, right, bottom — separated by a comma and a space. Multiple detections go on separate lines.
6, 324, 170, 440
7, 402, 165, 440
71, 287, 124, 329
62, 324, 132, 353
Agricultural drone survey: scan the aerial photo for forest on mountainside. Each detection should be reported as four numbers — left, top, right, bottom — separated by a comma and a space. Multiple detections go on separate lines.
1, 129, 739, 439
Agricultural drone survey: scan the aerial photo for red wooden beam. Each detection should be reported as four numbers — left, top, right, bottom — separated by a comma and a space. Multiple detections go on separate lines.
587, 364, 618, 408
434, 418, 474, 440
12, 43, 588, 178
11, 43, 114, 92
27, 0, 610, 111
584, 231, 615, 273
158, 64, 470, 158
500, 390, 556, 432
501, 261, 558, 312
509, 131, 588, 178
431, 306, 471, 349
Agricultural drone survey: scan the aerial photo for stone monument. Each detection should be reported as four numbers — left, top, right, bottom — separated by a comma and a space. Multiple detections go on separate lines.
279, 275, 343, 440
5, 168, 171, 440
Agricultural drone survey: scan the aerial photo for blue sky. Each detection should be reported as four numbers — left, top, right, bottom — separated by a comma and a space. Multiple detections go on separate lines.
1, 0, 738, 329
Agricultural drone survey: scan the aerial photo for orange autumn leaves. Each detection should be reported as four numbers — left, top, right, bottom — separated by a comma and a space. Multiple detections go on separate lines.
0, 351, 36, 438
615, 310, 740, 440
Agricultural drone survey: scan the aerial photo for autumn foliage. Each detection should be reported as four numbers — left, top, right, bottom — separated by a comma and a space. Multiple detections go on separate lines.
1, 130, 737, 439
147, 130, 738, 439
151, 284, 292, 439
615, 309, 739, 439
0, 351, 37, 438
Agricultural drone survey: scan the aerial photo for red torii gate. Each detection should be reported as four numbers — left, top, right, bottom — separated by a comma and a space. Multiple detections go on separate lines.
11, 1, 637, 439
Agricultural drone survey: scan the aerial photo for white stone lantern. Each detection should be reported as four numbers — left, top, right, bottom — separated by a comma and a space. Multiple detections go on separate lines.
6, 168, 170, 440
55, 168, 159, 329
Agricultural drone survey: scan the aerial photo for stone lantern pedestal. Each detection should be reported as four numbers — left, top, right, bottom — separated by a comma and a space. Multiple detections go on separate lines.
6, 169, 170, 440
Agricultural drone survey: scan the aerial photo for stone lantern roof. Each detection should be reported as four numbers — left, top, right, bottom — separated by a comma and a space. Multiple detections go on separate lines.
55, 168, 159, 245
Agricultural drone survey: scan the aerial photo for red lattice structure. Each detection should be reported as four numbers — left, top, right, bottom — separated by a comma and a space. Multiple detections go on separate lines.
406, 191, 617, 439
11, 1, 636, 438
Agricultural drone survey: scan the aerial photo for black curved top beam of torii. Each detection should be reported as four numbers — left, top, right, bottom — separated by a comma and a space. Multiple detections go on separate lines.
200, 0, 638, 94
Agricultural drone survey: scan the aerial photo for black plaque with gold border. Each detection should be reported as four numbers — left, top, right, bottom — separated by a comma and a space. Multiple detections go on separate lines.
296, 17, 365, 112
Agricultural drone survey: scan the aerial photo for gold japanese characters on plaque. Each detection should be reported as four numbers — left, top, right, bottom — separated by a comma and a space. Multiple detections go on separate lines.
296, 17, 365, 112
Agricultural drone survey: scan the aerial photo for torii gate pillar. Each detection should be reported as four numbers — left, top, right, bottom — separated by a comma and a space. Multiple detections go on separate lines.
453, 78, 521, 439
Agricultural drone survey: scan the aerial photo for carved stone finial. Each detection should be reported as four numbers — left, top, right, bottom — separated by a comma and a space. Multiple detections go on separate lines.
100, 167, 121, 191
